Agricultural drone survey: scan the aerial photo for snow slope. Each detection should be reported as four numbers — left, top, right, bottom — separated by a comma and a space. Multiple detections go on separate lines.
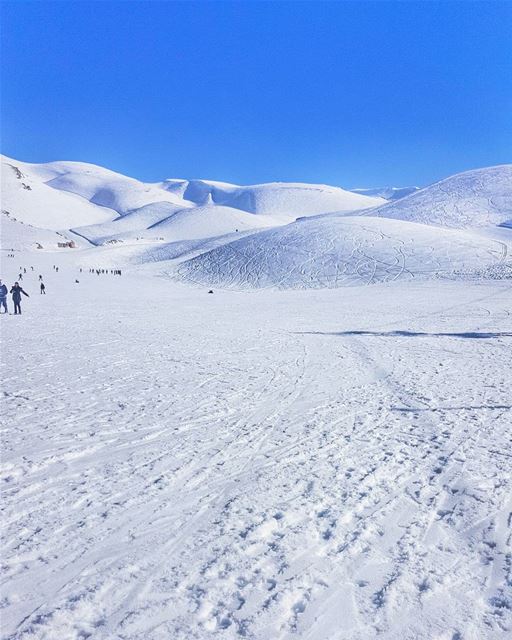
362, 165, 512, 229
1, 254, 511, 640
0, 215, 77, 252
176, 215, 509, 289
1, 157, 118, 230
41, 163, 186, 215
70, 202, 189, 245
148, 204, 279, 240
351, 186, 421, 201
73, 203, 281, 246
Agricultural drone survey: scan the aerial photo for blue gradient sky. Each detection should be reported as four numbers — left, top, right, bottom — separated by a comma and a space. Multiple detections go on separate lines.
1, 1, 511, 188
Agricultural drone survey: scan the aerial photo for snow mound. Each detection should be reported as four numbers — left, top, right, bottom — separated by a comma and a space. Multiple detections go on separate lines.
1, 156, 118, 230
363, 165, 512, 228
176, 215, 506, 289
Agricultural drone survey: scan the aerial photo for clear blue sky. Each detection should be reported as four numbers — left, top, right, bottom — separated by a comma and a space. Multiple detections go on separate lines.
1, 1, 511, 188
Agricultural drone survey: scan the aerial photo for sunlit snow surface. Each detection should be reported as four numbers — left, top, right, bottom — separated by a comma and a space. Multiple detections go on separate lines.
1, 251, 512, 640
2, 157, 512, 639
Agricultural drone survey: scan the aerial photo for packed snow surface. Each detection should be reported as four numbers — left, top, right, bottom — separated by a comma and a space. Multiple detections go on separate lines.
1, 251, 511, 640
363, 165, 512, 229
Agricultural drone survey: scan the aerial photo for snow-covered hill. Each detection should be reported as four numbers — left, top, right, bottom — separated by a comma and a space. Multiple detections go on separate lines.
361, 165, 512, 229
1, 156, 385, 245
351, 186, 420, 201
70, 179, 384, 245
162, 178, 385, 216
72, 203, 282, 246
176, 215, 508, 289
2, 156, 512, 289
1, 157, 118, 230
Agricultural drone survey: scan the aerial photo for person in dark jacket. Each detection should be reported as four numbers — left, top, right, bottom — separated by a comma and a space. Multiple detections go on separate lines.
0, 280, 8, 313
40, 282, 46, 295
10, 282, 29, 314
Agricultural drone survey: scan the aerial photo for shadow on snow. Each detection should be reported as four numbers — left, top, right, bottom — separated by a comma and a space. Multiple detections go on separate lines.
295, 330, 512, 339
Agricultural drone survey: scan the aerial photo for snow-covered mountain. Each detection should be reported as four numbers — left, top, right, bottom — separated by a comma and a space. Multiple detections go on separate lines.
351, 186, 420, 201
359, 165, 512, 229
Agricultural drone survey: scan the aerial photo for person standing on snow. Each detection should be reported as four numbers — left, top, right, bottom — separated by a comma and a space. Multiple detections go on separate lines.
10, 282, 29, 315
40, 282, 46, 295
0, 280, 8, 313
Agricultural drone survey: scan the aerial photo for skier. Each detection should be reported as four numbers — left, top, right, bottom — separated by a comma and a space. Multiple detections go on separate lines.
40, 282, 46, 295
10, 282, 29, 315
39, 275, 43, 281
0, 280, 8, 313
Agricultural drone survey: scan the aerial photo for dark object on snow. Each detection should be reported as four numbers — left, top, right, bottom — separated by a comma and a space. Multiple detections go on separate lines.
208, 290, 214, 294
75, 279, 79, 283
40, 283, 46, 294
10, 283, 29, 314
0, 281, 8, 313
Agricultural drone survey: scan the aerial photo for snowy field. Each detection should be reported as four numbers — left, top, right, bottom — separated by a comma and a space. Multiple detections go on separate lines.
2, 252, 512, 640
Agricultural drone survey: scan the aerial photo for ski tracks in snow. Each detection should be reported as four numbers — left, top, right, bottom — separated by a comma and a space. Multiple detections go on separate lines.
1, 276, 511, 639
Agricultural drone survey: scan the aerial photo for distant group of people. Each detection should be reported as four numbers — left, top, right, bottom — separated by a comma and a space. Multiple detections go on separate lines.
2, 261, 126, 315
88, 268, 122, 275
0, 280, 30, 315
